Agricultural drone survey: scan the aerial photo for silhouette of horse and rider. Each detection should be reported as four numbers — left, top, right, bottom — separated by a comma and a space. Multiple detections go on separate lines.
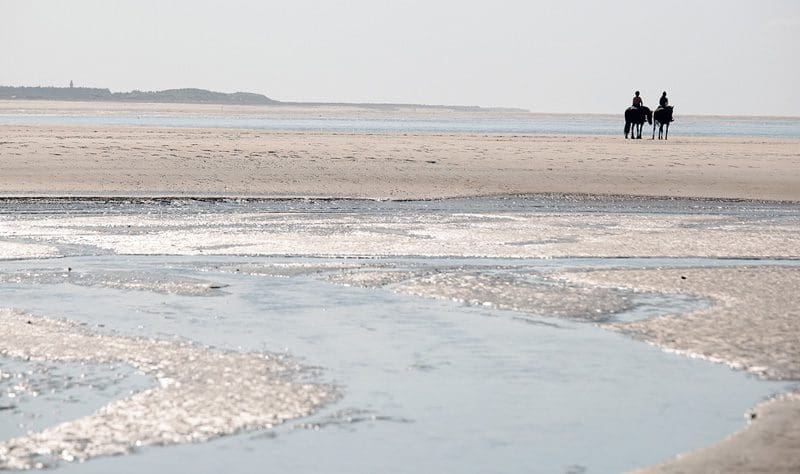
624, 91, 674, 139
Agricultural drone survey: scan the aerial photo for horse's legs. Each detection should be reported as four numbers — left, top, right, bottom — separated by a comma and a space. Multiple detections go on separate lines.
652, 120, 656, 139
665, 123, 669, 140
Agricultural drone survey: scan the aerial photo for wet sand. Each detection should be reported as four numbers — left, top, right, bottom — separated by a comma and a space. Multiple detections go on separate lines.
1, 124, 798, 201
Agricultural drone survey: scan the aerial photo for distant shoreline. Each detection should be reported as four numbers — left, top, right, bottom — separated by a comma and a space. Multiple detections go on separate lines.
0, 85, 526, 113
1, 96, 799, 120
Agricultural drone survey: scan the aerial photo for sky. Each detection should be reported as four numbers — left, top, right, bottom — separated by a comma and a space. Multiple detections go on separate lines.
2, 0, 799, 115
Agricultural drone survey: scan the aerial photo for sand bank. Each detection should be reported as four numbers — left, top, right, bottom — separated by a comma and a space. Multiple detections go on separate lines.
1, 124, 798, 201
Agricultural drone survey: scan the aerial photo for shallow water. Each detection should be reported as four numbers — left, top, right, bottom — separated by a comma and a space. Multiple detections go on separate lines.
1, 197, 798, 472
1, 113, 799, 138
0, 255, 795, 473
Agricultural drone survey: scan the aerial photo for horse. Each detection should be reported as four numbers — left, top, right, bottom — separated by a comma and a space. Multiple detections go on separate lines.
652, 105, 674, 139
624, 106, 652, 139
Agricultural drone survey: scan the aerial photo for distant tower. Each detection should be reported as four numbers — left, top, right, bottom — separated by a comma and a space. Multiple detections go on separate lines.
69, 80, 74, 88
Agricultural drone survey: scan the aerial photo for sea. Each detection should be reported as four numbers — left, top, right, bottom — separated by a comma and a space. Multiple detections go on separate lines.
0, 112, 799, 138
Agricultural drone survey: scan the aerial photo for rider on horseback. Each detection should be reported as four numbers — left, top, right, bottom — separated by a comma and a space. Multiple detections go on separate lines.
658, 91, 674, 121
632, 91, 643, 108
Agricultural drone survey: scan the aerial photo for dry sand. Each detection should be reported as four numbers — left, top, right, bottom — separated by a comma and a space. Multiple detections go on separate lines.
1, 124, 798, 201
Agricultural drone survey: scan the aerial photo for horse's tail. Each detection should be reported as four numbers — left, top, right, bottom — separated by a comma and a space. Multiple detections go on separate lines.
624, 121, 631, 135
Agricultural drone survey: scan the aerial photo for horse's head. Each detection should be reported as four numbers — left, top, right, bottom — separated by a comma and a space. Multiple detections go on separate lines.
645, 107, 653, 124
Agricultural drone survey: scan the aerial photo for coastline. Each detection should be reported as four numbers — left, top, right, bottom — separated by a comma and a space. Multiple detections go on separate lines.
2, 99, 799, 120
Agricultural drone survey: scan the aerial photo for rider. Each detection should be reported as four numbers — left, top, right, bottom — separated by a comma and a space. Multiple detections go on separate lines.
632, 91, 643, 108
658, 91, 674, 121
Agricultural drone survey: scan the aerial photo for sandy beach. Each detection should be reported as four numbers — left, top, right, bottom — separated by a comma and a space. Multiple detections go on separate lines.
1, 102, 799, 472
0, 123, 798, 201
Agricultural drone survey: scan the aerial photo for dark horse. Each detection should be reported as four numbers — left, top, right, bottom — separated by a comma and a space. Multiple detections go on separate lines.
624, 106, 652, 139
652, 106, 674, 139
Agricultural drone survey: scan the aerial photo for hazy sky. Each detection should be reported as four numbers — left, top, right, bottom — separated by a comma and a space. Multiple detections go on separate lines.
2, 0, 799, 115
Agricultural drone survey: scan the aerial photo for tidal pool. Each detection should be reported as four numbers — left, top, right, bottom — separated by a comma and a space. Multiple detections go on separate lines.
0, 255, 794, 473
